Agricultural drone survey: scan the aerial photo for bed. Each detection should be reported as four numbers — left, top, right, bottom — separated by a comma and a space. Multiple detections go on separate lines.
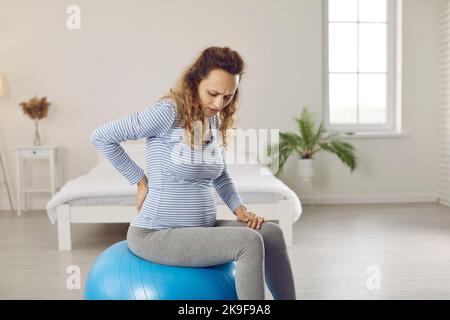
46, 141, 302, 250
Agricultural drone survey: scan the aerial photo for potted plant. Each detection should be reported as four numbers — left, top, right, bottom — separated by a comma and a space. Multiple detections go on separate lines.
267, 107, 358, 181
19, 96, 51, 146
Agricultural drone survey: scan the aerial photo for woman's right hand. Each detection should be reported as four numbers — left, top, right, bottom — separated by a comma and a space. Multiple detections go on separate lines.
136, 175, 148, 213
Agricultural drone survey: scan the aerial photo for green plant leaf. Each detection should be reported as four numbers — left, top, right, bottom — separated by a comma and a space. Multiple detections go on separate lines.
319, 140, 358, 172
311, 121, 326, 151
295, 108, 315, 151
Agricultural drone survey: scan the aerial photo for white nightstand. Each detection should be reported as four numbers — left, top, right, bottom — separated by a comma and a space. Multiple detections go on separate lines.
12, 146, 59, 216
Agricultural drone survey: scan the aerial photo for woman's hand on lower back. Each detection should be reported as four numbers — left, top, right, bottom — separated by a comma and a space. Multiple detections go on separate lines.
136, 175, 148, 213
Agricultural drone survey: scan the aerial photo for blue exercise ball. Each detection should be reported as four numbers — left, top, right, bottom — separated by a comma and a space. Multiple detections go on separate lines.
84, 240, 238, 300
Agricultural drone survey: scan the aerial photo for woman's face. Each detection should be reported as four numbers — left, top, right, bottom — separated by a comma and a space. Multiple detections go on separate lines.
197, 69, 239, 118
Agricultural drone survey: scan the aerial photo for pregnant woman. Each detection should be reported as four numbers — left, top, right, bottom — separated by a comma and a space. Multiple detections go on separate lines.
90, 46, 296, 300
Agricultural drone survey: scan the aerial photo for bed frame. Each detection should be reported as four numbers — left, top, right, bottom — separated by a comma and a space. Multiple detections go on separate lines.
56, 201, 294, 251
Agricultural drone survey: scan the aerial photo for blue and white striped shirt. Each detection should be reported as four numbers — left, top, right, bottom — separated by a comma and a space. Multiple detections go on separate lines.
90, 99, 244, 230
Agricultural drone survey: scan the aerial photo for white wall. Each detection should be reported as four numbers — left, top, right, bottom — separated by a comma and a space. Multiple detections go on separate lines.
0, 0, 440, 211
438, 0, 450, 206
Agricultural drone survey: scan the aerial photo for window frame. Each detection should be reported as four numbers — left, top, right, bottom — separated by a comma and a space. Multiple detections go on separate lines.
323, 0, 399, 133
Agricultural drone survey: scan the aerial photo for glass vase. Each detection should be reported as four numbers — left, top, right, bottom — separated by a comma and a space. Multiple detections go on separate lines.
33, 121, 41, 146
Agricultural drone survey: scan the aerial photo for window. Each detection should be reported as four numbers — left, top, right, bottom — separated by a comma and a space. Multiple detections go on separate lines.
324, 0, 401, 133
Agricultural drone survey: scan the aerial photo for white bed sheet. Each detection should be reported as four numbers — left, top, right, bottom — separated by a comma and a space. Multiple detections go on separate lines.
46, 160, 302, 224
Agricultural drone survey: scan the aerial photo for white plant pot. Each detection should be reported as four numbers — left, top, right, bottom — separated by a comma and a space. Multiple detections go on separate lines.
297, 158, 315, 182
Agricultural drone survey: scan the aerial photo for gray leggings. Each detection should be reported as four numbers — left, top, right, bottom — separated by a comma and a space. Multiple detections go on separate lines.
126, 220, 296, 300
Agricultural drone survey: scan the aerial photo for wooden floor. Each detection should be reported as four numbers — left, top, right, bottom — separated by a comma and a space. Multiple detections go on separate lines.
1, 202, 450, 300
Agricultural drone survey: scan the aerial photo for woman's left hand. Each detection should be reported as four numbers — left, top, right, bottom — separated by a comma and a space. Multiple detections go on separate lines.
235, 206, 266, 230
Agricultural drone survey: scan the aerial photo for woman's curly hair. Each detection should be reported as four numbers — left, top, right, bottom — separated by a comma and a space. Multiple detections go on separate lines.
160, 46, 246, 148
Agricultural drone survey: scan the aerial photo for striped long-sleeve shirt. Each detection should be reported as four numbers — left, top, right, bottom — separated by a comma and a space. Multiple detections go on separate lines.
90, 98, 244, 230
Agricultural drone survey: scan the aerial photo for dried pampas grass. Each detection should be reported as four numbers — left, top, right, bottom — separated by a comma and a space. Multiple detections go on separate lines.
19, 96, 51, 121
